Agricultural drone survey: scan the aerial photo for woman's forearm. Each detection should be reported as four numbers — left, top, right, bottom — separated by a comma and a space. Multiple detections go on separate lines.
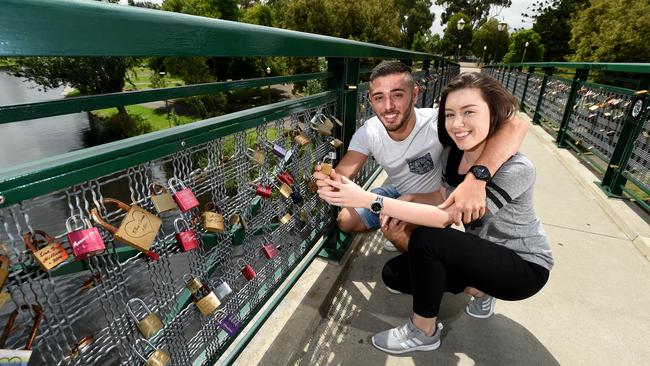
377, 196, 450, 228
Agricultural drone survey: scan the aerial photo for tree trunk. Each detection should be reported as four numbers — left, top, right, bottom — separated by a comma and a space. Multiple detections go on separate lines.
116, 106, 128, 116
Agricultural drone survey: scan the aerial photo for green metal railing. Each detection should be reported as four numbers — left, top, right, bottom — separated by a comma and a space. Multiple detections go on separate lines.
483, 63, 650, 214
0, 1, 457, 365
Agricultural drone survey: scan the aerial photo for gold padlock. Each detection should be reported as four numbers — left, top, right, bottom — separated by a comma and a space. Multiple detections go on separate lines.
279, 213, 292, 224
127, 298, 164, 339
91, 198, 162, 253
184, 275, 204, 294
192, 285, 221, 316
0, 255, 9, 289
292, 130, 311, 147
202, 203, 225, 233
330, 138, 344, 148
318, 151, 337, 176
149, 183, 178, 213
134, 339, 170, 366
279, 182, 293, 198
229, 213, 249, 230
23, 230, 69, 271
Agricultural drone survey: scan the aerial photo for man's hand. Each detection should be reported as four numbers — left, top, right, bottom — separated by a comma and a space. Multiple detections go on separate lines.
438, 175, 486, 224
380, 216, 416, 253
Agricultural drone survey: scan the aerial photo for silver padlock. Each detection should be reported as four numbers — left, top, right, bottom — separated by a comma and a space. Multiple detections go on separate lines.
214, 279, 233, 301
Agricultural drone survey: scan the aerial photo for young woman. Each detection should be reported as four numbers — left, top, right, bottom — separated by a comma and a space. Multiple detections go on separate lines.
316, 72, 554, 354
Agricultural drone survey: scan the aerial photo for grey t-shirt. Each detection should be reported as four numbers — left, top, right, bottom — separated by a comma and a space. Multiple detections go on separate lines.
442, 147, 554, 270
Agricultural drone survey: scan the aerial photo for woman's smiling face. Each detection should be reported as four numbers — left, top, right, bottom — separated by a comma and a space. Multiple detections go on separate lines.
444, 87, 491, 151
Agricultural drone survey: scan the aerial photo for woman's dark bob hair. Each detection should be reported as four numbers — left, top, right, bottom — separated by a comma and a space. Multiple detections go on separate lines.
437, 72, 518, 147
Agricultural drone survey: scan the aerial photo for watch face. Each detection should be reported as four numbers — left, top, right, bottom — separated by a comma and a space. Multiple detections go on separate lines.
370, 202, 382, 214
471, 165, 491, 181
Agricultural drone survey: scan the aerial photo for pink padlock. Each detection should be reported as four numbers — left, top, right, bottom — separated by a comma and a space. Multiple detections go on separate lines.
174, 218, 200, 252
261, 240, 278, 260
240, 260, 256, 281
277, 171, 294, 186
66, 215, 106, 260
168, 177, 199, 212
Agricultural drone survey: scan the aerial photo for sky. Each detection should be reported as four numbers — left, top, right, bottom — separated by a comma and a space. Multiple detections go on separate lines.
429, 0, 536, 36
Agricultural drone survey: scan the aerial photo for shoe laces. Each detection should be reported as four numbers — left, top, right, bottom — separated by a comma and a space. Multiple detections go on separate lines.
390, 322, 413, 340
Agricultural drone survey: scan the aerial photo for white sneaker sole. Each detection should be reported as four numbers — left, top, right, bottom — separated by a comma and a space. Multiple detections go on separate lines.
386, 286, 403, 294
371, 337, 441, 354
383, 241, 399, 252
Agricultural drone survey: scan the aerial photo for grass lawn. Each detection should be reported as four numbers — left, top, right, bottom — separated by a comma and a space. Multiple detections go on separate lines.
125, 67, 185, 91
0, 58, 16, 68
93, 104, 196, 131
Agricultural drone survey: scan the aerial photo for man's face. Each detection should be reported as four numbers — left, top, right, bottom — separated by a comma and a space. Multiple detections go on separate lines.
369, 73, 418, 133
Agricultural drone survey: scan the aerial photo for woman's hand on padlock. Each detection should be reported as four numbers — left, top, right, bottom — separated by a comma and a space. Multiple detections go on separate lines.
317, 176, 371, 208
313, 165, 341, 192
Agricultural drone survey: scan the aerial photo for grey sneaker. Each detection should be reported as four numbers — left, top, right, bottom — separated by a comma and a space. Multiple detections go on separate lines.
371, 319, 443, 354
466, 295, 496, 318
383, 241, 399, 252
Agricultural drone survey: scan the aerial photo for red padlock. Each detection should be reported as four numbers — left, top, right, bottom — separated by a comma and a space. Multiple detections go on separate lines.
66, 215, 106, 260
261, 240, 278, 260
240, 260, 256, 281
277, 171, 294, 186
168, 177, 199, 212
174, 218, 200, 252
254, 184, 272, 198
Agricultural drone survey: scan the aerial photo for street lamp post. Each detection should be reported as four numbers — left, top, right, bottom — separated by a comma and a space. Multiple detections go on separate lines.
481, 45, 487, 66
266, 66, 271, 103
456, 18, 466, 62
493, 22, 508, 64
521, 41, 530, 63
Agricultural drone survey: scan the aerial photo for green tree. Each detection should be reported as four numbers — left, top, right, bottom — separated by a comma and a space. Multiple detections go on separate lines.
523, 0, 588, 61
240, 3, 273, 26
470, 19, 510, 63
569, 0, 650, 62
412, 31, 442, 54
435, 0, 512, 28
502, 29, 544, 63
396, 0, 436, 50
162, 0, 239, 20
440, 13, 472, 58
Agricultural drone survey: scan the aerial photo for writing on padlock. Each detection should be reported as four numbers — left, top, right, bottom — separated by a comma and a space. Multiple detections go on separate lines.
133, 339, 170, 366
168, 177, 199, 212
192, 284, 221, 317
261, 240, 278, 260
127, 298, 163, 339
91, 198, 161, 257
0, 304, 43, 364
202, 203, 225, 233
239, 260, 256, 281
149, 183, 178, 213
22, 230, 69, 271
214, 279, 232, 301
174, 218, 200, 252
66, 215, 106, 260
277, 171, 294, 186
318, 151, 337, 176
218, 313, 242, 337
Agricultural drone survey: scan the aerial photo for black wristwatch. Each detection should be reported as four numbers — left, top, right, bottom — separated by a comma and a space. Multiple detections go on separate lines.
469, 165, 492, 182
369, 196, 384, 215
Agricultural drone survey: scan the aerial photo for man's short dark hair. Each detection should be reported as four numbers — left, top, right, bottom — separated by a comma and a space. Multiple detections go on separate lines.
369, 61, 415, 88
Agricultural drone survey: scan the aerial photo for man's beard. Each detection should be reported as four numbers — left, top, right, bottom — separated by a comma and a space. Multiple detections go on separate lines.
381, 98, 414, 132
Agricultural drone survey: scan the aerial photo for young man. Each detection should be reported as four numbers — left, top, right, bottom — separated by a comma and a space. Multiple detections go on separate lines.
315, 61, 527, 250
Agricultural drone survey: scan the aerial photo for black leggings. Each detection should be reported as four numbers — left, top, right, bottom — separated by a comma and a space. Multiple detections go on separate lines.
382, 226, 550, 318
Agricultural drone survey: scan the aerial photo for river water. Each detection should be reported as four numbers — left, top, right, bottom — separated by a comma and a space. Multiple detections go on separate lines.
0, 71, 94, 169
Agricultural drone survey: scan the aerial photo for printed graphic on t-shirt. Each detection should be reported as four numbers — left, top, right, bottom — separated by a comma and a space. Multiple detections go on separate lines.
406, 153, 434, 175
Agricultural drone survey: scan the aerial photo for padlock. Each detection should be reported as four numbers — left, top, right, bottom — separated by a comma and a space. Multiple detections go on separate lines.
202, 203, 225, 233
247, 145, 266, 165
229, 213, 249, 231
289, 190, 303, 204
127, 298, 164, 339
318, 151, 337, 176
149, 183, 178, 213
298, 209, 309, 222
277, 171, 294, 186
0, 304, 43, 363
240, 260, 256, 281
174, 218, 200, 252
331, 116, 343, 127
310, 113, 334, 136
65, 335, 94, 362
261, 240, 278, 260
250, 183, 272, 198
330, 138, 344, 148
133, 339, 170, 366
184, 275, 204, 294
279, 213, 292, 225
214, 279, 233, 301
306, 176, 319, 193
0, 255, 9, 290
91, 198, 162, 254
278, 182, 293, 198
168, 177, 199, 212
292, 130, 311, 147
66, 215, 106, 260
270, 143, 286, 159
192, 285, 221, 316
22, 230, 69, 271
218, 313, 242, 337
